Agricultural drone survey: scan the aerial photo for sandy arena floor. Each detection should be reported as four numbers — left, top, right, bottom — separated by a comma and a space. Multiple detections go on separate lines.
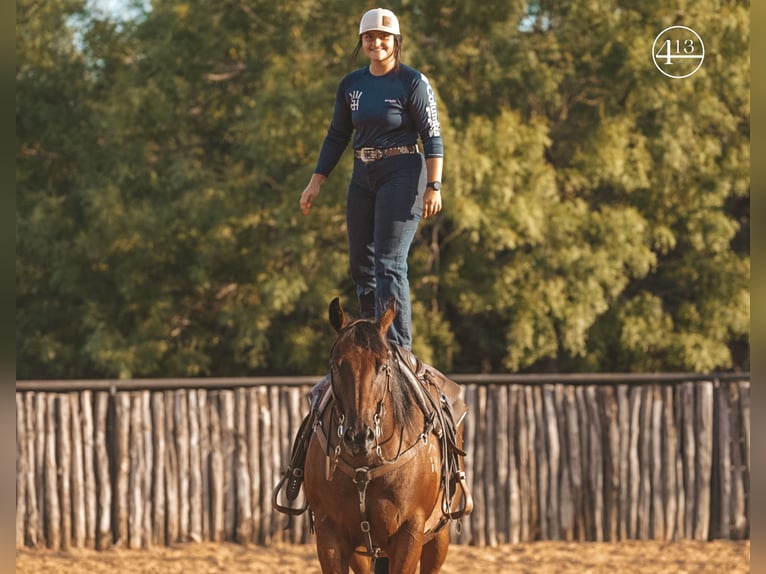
16, 540, 749, 573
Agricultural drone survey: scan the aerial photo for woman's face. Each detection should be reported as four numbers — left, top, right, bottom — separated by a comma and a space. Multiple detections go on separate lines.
362, 31, 395, 65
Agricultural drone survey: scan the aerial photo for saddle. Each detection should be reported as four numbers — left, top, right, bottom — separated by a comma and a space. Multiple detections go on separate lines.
393, 345, 468, 426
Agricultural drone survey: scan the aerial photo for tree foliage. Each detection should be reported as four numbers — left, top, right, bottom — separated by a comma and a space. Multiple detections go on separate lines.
17, 0, 749, 378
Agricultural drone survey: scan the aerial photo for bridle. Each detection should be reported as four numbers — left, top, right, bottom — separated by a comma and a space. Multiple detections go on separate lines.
314, 325, 437, 560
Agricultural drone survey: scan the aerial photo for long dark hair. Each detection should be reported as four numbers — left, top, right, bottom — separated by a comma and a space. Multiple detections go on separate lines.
349, 34, 403, 72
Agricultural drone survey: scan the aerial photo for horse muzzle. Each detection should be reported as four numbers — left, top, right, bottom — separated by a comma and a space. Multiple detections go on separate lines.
343, 425, 376, 456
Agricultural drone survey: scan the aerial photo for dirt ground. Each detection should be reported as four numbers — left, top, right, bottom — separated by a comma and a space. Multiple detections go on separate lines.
16, 539, 749, 573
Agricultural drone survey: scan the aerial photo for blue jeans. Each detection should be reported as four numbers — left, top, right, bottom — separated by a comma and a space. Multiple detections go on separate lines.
346, 153, 426, 349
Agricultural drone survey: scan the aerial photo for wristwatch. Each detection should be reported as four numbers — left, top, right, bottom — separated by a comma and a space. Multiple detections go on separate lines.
426, 181, 442, 191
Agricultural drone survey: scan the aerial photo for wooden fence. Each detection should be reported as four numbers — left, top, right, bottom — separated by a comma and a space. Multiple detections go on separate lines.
15, 373, 749, 550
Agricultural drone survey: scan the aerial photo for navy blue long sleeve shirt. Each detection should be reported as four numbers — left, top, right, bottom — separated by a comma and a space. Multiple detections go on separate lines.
314, 64, 443, 176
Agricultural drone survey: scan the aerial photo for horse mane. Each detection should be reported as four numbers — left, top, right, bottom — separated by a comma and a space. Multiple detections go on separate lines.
333, 320, 419, 434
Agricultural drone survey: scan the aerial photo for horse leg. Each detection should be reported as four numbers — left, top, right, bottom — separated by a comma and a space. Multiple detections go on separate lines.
349, 552, 373, 574
385, 524, 425, 574
419, 527, 450, 574
314, 522, 352, 574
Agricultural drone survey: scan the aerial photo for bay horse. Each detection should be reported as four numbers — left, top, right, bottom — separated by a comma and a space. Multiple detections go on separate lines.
302, 297, 472, 574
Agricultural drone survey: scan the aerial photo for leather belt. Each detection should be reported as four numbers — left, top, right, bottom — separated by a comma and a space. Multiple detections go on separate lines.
354, 145, 419, 164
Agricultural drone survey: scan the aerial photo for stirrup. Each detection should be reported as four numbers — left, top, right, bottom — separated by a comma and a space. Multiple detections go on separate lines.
286, 465, 304, 501
273, 470, 309, 516
284, 412, 313, 501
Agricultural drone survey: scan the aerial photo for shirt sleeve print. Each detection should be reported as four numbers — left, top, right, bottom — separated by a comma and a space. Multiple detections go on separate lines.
409, 72, 443, 158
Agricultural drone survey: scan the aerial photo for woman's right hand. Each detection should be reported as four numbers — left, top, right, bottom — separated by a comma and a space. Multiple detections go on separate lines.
300, 175, 326, 216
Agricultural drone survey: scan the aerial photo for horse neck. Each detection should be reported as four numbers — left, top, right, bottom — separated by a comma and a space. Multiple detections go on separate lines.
377, 362, 423, 450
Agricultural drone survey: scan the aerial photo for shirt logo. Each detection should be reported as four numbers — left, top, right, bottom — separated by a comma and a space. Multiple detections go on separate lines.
423, 78, 441, 138
349, 90, 363, 111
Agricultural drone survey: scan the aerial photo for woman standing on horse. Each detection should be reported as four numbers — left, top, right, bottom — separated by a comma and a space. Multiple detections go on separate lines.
299, 7, 444, 350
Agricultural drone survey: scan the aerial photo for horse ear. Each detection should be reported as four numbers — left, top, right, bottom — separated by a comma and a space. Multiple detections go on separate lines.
329, 297, 347, 332
377, 298, 396, 336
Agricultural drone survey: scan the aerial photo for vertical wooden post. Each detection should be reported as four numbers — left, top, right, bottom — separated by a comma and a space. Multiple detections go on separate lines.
69, 393, 86, 548
717, 381, 732, 539
617, 385, 630, 541
637, 386, 653, 540
495, 385, 509, 543
674, 386, 686, 540
141, 391, 153, 549
663, 386, 678, 541
585, 386, 603, 542
235, 388, 252, 544
525, 386, 538, 539
728, 383, 747, 538
602, 386, 620, 542
566, 386, 584, 541
268, 386, 282, 542
247, 388, 262, 544
35, 394, 46, 547
81, 391, 97, 548
533, 387, 548, 541
221, 390, 236, 541
472, 385, 487, 545
24, 393, 40, 547
95, 392, 112, 549
543, 385, 560, 540
57, 395, 72, 550
45, 394, 60, 549
575, 386, 591, 540
114, 392, 130, 547
483, 385, 497, 546
287, 387, 305, 543
209, 393, 224, 542
151, 392, 166, 546
507, 385, 521, 544
682, 382, 696, 538
695, 382, 714, 540
188, 390, 203, 543
128, 392, 145, 549
16, 394, 27, 549
256, 387, 272, 543
627, 385, 642, 539
164, 391, 179, 543
650, 387, 664, 540
198, 390, 211, 542
175, 390, 190, 542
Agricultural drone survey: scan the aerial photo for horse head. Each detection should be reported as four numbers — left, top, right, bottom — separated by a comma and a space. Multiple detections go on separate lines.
328, 297, 397, 457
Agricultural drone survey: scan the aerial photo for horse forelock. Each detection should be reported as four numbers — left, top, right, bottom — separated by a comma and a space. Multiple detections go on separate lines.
332, 319, 389, 361
331, 320, 418, 433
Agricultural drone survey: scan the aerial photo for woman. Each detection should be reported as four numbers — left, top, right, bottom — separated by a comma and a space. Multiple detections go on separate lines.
300, 7, 443, 350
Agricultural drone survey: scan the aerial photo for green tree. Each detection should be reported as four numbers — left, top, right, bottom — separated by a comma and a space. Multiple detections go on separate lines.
16, 0, 749, 378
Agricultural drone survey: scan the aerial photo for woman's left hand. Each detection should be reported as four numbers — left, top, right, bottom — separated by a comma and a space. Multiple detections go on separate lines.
423, 188, 442, 219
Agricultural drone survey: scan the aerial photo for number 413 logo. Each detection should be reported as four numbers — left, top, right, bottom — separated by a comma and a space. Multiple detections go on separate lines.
652, 25, 705, 79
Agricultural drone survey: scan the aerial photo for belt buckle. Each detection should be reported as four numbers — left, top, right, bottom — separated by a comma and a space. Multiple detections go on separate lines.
359, 148, 381, 163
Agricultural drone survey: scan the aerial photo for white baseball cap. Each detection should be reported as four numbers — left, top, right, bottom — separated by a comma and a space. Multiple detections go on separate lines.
359, 8, 400, 36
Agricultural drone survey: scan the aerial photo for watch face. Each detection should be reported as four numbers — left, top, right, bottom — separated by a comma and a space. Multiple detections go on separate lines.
428, 181, 442, 191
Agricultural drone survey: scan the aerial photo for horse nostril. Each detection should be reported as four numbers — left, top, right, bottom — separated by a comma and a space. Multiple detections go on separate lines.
343, 426, 375, 451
